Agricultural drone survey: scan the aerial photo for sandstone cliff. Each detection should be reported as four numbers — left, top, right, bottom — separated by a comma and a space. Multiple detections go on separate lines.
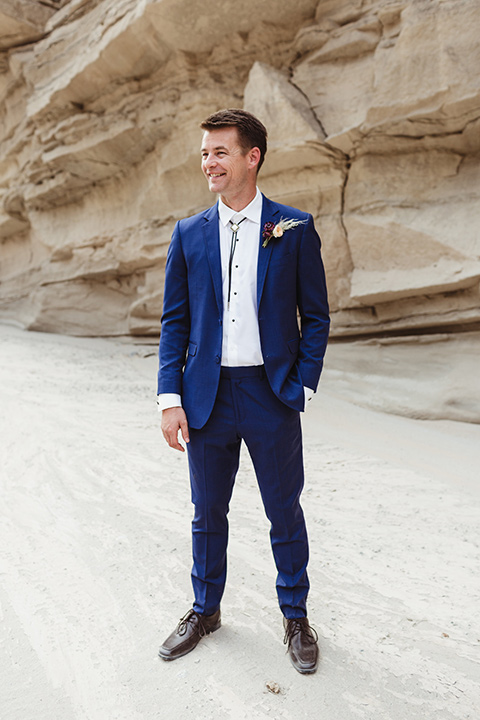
1, 0, 479, 337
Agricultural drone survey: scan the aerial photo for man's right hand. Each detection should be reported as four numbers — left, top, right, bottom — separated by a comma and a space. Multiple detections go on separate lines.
161, 407, 190, 452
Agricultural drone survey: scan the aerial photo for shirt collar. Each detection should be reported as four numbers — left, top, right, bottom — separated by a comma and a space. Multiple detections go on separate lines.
218, 187, 262, 227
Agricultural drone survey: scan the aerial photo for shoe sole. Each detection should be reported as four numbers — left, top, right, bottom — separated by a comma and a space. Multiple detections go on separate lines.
293, 665, 317, 674
288, 655, 318, 674
287, 647, 319, 674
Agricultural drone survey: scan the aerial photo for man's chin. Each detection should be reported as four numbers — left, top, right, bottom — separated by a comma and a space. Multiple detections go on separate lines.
209, 181, 225, 194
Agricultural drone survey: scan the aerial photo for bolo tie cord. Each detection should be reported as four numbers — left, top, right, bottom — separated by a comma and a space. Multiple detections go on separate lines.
228, 217, 246, 308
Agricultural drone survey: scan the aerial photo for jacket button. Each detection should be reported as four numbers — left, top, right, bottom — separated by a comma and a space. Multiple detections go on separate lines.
215, 355, 220, 364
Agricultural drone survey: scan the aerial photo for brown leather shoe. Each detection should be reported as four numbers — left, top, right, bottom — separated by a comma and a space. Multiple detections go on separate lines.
283, 617, 319, 674
159, 608, 221, 661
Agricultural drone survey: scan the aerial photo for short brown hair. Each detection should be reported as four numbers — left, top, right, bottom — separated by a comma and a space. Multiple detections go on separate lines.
200, 108, 268, 173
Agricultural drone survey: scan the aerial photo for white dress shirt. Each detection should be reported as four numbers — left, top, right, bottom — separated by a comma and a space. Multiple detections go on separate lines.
157, 189, 313, 411
218, 188, 264, 366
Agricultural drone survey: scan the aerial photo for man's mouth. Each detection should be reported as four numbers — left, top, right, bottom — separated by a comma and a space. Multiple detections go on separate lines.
208, 173, 225, 178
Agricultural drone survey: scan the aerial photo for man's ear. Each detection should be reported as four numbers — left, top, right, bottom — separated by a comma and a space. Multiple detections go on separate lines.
248, 146, 261, 170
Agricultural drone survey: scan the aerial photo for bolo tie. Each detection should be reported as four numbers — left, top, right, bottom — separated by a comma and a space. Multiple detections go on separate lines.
227, 216, 246, 309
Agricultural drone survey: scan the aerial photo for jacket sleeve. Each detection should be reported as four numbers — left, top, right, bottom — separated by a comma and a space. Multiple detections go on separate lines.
296, 214, 330, 391
157, 222, 190, 395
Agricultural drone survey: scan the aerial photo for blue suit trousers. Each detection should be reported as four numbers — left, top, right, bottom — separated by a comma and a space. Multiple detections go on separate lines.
187, 365, 310, 619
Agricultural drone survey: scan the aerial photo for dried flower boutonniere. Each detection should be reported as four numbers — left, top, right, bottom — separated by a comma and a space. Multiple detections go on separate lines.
262, 217, 307, 248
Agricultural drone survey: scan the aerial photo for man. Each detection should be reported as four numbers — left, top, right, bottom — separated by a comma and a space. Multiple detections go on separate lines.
157, 109, 329, 674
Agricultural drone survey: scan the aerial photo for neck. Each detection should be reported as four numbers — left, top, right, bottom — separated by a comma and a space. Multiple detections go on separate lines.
220, 186, 257, 212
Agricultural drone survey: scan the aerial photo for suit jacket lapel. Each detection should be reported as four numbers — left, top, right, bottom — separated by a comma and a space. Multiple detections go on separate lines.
202, 204, 223, 315
257, 195, 280, 309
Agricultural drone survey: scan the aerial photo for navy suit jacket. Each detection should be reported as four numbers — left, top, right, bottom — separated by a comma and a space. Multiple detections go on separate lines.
157, 194, 330, 429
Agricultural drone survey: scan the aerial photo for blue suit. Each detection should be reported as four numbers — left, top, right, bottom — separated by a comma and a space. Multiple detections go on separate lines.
158, 194, 329, 618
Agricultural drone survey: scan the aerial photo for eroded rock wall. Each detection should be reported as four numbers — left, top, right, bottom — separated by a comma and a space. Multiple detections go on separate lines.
1, 0, 479, 336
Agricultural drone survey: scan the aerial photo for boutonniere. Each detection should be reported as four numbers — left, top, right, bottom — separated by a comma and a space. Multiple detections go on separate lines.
262, 217, 307, 248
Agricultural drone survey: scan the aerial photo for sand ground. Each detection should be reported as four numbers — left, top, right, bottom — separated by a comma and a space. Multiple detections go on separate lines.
0, 324, 479, 720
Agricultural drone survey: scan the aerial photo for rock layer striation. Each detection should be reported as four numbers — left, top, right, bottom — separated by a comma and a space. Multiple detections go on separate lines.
1, 0, 479, 337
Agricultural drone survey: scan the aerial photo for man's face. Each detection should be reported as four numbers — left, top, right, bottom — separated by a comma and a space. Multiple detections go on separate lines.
201, 127, 256, 204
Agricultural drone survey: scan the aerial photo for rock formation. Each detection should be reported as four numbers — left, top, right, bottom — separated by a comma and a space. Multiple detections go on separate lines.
1, 0, 479, 338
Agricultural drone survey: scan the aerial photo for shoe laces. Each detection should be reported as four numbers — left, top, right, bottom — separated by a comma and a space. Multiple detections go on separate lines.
283, 618, 318, 647
176, 609, 207, 638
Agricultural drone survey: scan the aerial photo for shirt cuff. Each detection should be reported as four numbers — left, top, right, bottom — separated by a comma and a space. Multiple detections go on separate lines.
156, 393, 182, 412
303, 386, 314, 409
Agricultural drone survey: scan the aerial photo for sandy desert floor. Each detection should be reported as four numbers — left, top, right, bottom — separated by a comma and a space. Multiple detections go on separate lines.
0, 324, 479, 720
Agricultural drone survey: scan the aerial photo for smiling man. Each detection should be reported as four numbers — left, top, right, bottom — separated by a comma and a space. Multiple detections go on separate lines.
157, 109, 330, 674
